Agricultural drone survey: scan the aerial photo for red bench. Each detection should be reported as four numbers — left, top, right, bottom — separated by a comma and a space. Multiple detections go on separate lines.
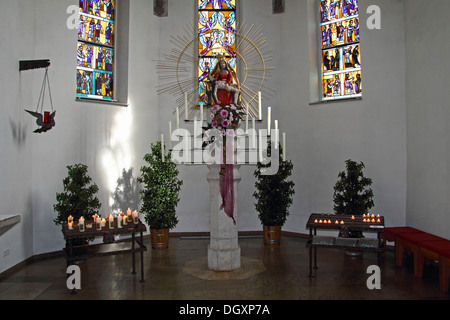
383, 226, 450, 292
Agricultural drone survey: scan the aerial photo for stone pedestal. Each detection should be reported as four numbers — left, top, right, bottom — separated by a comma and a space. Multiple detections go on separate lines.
207, 164, 241, 271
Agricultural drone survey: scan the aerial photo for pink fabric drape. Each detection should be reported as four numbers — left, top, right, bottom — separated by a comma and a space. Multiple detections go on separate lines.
219, 137, 235, 224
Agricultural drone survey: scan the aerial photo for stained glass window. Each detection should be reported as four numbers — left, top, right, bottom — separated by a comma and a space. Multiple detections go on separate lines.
320, 0, 361, 101
198, 0, 237, 105
77, 0, 115, 101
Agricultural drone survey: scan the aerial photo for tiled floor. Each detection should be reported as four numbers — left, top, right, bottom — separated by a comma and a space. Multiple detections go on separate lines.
1, 235, 449, 300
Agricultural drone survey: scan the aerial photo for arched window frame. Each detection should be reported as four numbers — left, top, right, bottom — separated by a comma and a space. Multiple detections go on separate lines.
319, 0, 362, 102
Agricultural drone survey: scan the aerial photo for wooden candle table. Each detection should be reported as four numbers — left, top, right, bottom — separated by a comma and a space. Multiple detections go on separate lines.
62, 218, 147, 284
306, 213, 385, 277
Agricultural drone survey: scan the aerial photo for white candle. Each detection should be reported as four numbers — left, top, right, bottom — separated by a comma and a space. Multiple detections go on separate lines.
108, 215, 114, 229
122, 214, 128, 225
132, 210, 139, 224
194, 117, 198, 140
96, 216, 102, 230
78, 217, 85, 232
267, 107, 271, 136
259, 129, 263, 161
161, 134, 165, 162
252, 117, 256, 149
68, 221, 73, 230
176, 107, 180, 130
184, 93, 188, 120
274, 120, 278, 149
168, 121, 173, 150
245, 105, 249, 131
282, 132, 286, 160
127, 208, 132, 222
258, 92, 262, 120
184, 131, 189, 163
117, 214, 122, 228
200, 104, 204, 123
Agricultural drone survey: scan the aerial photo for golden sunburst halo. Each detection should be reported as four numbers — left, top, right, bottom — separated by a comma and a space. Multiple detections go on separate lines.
155, 21, 274, 121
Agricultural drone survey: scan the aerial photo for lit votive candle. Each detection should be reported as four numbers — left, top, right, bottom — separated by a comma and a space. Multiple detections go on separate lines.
314, 219, 318, 223
377, 218, 381, 223
127, 208, 132, 222
101, 218, 106, 228
132, 210, 139, 224
363, 218, 367, 222
96, 216, 102, 230
371, 218, 375, 223
117, 214, 122, 228
340, 220, 344, 225
68, 215, 73, 223
108, 215, 114, 229
79, 217, 85, 232
68, 221, 74, 230
335, 220, 339, 224
122, 214, 127, 226
319, 220, 323, 223
351, 215, 355, 220
328, 220, 331, 224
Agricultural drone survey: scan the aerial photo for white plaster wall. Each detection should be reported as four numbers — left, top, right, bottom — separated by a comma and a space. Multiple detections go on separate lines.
405, 0, 450, 239
0, 0, 37, 275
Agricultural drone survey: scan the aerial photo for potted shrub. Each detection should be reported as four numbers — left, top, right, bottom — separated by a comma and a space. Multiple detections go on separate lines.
53, 164, 101, 244
138, 141, 183, 249
333, 159, 374, 244
253, 144, 295, 246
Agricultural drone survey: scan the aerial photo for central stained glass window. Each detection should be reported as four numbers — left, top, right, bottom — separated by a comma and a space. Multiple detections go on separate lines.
320, 0, 362, 101
198, 0, 236, 105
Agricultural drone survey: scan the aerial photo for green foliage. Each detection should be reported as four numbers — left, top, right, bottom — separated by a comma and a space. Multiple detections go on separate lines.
333, 159, 374, 216
253, 145, 295, 227
137, 141, 183, 230
53, 164, 101, 226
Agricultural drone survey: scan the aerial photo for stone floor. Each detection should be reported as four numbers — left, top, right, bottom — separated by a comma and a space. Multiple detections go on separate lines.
0, 235, 449, 301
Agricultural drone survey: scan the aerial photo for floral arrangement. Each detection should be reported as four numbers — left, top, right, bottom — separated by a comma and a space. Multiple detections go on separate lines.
203, 103, 245, 145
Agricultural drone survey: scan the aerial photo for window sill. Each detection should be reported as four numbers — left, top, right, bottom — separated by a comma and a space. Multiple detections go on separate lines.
75, 97, 128, 107
309, 97, 362, 106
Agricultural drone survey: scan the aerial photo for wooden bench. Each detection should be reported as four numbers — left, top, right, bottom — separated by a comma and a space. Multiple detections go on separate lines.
383, 226, 450, 292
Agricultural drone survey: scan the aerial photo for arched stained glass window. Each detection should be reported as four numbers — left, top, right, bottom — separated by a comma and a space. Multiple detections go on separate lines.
198, 0, 236, 105
320, 0, 361, 101
77, 0, 115, 101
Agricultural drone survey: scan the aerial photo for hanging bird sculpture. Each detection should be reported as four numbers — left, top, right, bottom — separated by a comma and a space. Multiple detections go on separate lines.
24, 109, 56, 133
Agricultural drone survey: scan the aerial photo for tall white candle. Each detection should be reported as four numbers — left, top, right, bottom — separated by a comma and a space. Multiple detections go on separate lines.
184, 131, 189, 163
245, 105, 249, 131
259, 129, 263, 161
184, 93, 188, 120
282, 132, 286, 160
252, 117, 256, 149
200, 105, 204, 123
176, 107, 180, 130
267, 107, 271, 136
274, 120, 279, 149
258, 92, 262, 120
161, 134, 165, 162
169, 121, 173, 149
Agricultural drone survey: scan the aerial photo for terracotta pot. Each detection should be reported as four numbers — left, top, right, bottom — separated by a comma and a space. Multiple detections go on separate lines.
150, 228, 169, 249
263, 225, 281, 246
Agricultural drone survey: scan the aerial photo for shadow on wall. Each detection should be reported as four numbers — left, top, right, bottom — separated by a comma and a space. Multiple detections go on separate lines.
111, 167, 141, 214
9, 118, 28, 148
